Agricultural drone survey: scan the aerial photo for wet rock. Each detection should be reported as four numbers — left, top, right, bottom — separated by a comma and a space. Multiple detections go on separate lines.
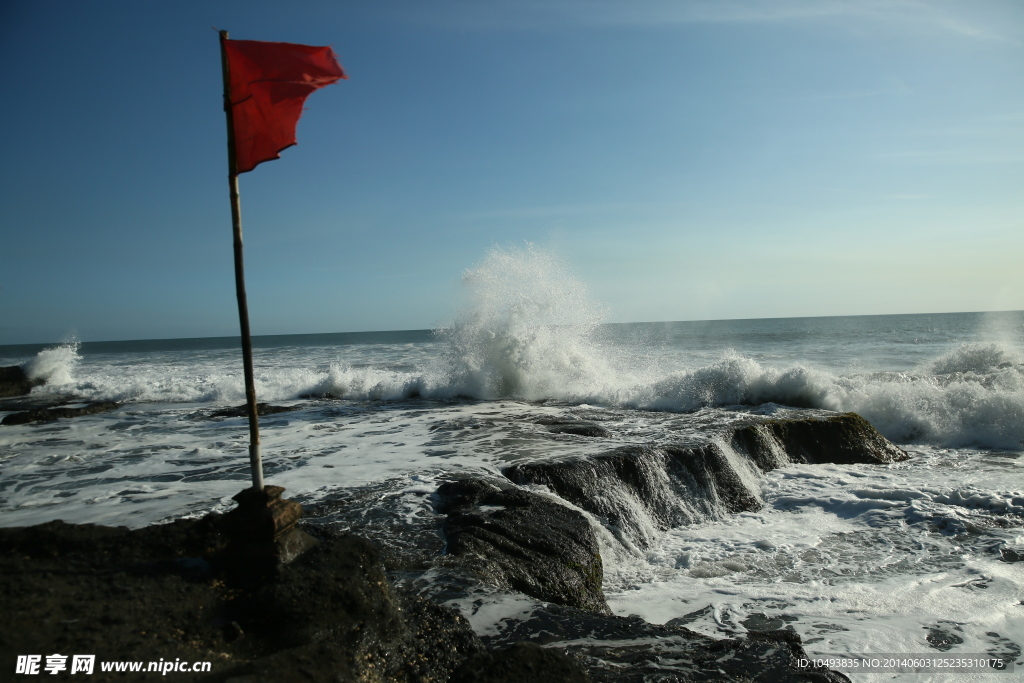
487, 602, 850, 682
1000, 546, 1023, 562
0, 396, 84, 415
549, 423, 611, 438
925, 626, 965, 651
537, 417, 611, 438
664, 604, 715, 627
731, 412, 908, 468
210, 403, 302, 418
436, 478, 609, 613
504, 441, 762, 550
741, 611, 799, 632
1, 401, 120, 426
504, 412, 907, 550
297, 391, 338, 399
449, 641, 591, 683
0, 365, 44, 398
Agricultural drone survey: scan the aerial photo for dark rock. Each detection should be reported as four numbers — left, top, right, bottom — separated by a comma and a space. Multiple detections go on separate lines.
0, 365, 45, 398
434, 477, 500, 514
1, 401, 120, 426
0, 396, 70, 412
436, 478, 609, 613
537, 417, 612, 438
504, 412, 907, 550
395, 594, 486, 681
925, 626, 965, 651
1000, 546, 1024, 562
665, 604, 714, 627
449, 641, 591, 683
485, 602, 850, 682
741, 611, 799, 632
210, 403, 302, 418
731, 413, 908, 468
504, 442, 761, 550
0, 518, 482, 682
0, 395, 111, 415
550, 423, 611, 438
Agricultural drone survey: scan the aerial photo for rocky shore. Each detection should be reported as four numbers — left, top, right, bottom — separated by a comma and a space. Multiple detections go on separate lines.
0, 517, 845, 682
1, 412, 906, 681
0, 365, 44, 399
1, 517, 486, 682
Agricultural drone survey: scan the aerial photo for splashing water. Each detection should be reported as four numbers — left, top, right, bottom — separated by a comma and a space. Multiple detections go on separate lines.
24, 341, 80, 385
435, 244, 622, 400
930, 342, 1021, 375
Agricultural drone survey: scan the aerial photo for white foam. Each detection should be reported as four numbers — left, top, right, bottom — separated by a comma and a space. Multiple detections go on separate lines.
444, 591, 543, 638
604, 448, 1024, 680
20, 340, 1023, 454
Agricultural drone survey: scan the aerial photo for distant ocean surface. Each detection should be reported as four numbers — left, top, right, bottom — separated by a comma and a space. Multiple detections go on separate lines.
1, 248, 1022, 680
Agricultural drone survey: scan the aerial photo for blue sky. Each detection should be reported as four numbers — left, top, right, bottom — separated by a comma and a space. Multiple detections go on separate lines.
1, 0, 1022, 344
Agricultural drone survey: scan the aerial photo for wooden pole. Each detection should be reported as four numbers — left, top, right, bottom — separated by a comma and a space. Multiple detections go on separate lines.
219, 29, 264, 491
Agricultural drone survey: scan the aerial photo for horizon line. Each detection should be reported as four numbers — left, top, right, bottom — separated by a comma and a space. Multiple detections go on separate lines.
2, 308, 1021, 350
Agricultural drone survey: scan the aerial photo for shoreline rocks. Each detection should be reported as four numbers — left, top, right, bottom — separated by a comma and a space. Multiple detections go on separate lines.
0, 365, 44, 398
503, 412, 907, 550
0, 518, 489, 682
1, 401, 120, 426
0, 410, 900, 681
436, 478, 608, 613
480, 602, 850, 682
536, 417, 612, 438
0, 515, 843, 682
209, 403, 303, 418
731, 412, 908, 466
418, 411, 902, 679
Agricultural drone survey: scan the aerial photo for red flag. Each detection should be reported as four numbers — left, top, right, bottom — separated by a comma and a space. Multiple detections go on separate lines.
224, 40, 346, 174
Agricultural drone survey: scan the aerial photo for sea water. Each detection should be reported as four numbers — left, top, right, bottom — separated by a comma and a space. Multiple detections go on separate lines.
1, 246, 1022, 681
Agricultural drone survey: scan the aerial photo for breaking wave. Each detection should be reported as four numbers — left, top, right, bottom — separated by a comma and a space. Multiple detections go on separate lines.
13, 246, 1024, 450
24, 342, 80, 385
626, 348, 1024, 449
433, 244, 620, 400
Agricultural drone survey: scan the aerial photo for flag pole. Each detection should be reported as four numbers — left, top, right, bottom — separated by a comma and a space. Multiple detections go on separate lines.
219, 29, 264, 492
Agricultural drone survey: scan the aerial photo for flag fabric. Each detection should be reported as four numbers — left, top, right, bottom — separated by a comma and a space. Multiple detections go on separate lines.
224, 40, 346, 174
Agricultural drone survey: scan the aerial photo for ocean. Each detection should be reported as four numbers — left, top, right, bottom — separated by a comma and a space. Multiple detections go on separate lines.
1, 248, 1022, 681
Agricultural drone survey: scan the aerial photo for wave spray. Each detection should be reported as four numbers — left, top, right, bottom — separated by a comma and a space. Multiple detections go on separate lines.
436, 244, 620, 401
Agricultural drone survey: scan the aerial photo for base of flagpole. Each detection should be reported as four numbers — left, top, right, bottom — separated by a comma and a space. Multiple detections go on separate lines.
249, 443, 265, 491
220, 485, 316, 577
